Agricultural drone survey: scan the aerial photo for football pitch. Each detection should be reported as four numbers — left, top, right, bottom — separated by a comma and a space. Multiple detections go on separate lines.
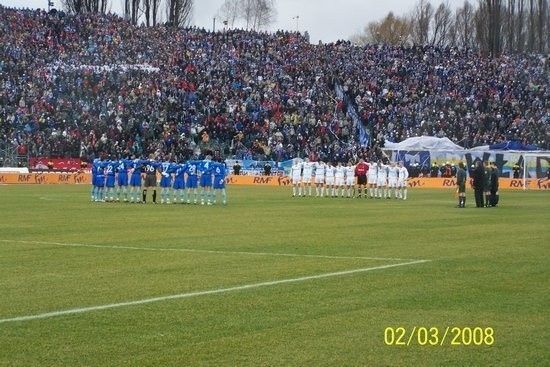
0, 184, 548, 366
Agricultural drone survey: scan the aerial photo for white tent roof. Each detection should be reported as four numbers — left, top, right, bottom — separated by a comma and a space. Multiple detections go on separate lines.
384, 137, 464, 151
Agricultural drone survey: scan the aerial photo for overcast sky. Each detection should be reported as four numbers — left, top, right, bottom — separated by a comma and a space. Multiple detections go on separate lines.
0, 0, 456, 43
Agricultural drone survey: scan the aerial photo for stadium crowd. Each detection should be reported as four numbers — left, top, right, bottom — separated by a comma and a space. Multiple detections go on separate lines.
1, 6, 548, 165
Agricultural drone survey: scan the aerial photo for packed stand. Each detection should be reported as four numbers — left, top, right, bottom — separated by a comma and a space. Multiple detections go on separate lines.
0, 6, 547, 167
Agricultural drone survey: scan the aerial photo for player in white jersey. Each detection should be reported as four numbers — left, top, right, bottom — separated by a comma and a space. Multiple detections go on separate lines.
324, 162, 335, 197
334, 162, 345, 197
376, 162, 388, 199
301, 158, 315, 197
367, 160, 378, 198
387, 162, 399, 199
290, 159, 302, 197
314, 159, 326, 197
397, 161, 409, 200
345, 161, 356, 198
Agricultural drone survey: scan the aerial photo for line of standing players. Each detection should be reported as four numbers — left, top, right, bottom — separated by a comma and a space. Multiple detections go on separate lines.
91, 155, 228, 205
289, 158, 409, 200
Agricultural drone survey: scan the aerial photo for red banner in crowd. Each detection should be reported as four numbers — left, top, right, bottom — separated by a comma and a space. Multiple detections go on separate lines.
30, 158, 83, 171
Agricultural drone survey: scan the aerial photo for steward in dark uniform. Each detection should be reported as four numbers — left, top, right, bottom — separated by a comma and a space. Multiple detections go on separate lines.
513, 164, 521, 179
264, 162, 271, 175
490, 162, 499, 206
483, 161, 492, 207
472, 161, 485, 207
233, 161, 241, 175
431, 163, 439, 177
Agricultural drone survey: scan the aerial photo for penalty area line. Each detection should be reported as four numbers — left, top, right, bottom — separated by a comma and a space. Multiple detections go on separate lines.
0, 259, 430, 324
0, 239, 424, 262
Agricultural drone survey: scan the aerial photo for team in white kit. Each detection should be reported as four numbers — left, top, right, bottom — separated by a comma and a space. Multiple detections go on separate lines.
289, 159, 409, 199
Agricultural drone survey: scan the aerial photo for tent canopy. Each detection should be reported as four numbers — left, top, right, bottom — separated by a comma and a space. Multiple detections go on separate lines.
384, 137, 464, 151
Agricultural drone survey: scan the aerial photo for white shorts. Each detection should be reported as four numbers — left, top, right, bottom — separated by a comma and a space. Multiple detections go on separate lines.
346, 177, 355, 186
325, 177, 335, 185
302, 175, 312, 184
315, 176, 325, 184
292, 176, 301, 185
388, 178, 397, 188
377, 178, 387, 187
368, 176, 377, 185
398, 178, 407, 188
335, 177, 344, 186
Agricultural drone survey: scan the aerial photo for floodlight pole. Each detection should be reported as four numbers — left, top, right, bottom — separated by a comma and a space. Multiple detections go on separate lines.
292, 15, 299, 32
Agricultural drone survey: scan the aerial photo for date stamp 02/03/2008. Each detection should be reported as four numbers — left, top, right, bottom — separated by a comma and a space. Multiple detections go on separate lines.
384, 326, 495, 347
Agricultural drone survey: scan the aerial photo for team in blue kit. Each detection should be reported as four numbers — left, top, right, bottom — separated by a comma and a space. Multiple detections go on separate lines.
89, 156, 228, 205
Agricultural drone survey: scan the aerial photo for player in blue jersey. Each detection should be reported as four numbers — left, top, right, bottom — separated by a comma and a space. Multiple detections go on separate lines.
159, 158, 175, 204
116, 157, 131, 202
212, 160, 228, 205
199, 156, 214, 205
103, 158, 120, 202
142, 156, 160, 204
90, 158, 100, 201
94, 160, 106, 201
128, 158, 144, 203
171, 161, 187, 204
185, 160, 200, 204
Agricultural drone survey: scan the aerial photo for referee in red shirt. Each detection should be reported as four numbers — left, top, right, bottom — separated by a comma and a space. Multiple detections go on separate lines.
355, 158, 369, 198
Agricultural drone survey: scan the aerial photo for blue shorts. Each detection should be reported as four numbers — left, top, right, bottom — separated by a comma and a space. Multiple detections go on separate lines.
160, 176, 172, 188
105, 175, 116, 188
95, 176, 105, 187
186, 175, 198, 189
173, 178, 185, 190
118, 173, 128, 186
213, 176, 226, 189
200, 174, 213, 187
130, 174, 141, 187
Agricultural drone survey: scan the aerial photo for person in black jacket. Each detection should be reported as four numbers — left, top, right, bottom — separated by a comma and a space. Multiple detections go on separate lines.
483, 161, 492, 207
490, 162, 499, 206
472, 161, 485, 208
233, 161, 241, 175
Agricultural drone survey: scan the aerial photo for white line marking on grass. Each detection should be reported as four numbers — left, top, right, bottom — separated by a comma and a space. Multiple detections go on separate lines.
0, 239, 423, 262
0, 259, 430, 324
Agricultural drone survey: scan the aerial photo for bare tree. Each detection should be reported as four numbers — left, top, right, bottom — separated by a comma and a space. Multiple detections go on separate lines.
537, 0, 548, 52
62, 0, 110, 13
143, 0, 161, 26
166, 0, 193, 27
454, 1, 476, 48
357, 12, 412, 45
251, 0, 277, 30
411, 0, 434, 45
217, 0, 276, 30
431, 1, 453, 46
527, 0, 536, 50
240, 0, 255, 29
476, 0, 503, 54
218, 0, 241, 28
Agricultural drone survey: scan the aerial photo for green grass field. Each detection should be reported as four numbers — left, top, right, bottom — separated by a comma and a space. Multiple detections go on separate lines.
0, 184, 548, 366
